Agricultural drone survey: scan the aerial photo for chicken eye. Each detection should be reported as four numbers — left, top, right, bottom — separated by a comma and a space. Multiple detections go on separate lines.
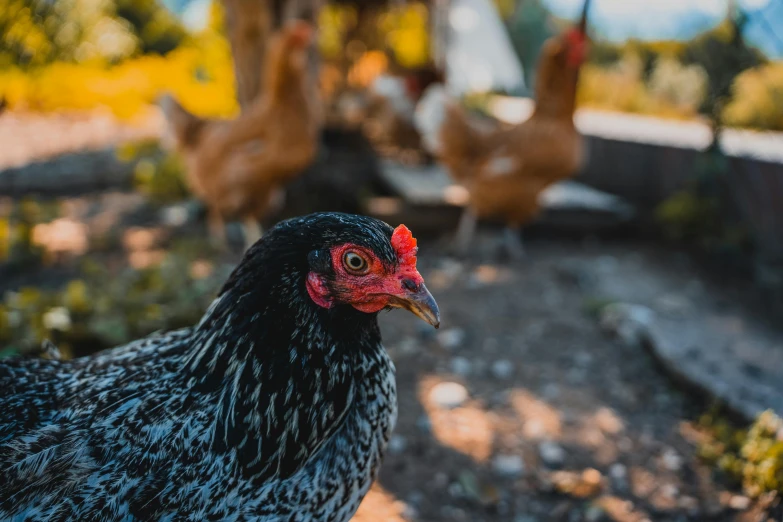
343, 251, 369, 274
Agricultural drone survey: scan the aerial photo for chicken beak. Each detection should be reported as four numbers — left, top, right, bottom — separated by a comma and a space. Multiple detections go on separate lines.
387, 284, 441, 329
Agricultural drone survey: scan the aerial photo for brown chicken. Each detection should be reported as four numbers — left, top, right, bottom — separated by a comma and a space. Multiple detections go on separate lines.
414, 3, 590, 258
161, 21, 320, 249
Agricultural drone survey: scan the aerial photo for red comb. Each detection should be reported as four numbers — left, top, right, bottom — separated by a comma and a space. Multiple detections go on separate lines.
565, 28, 585, 46
287, 22, 313, 47
565, 28, 587, 66
391, 224, 418, 267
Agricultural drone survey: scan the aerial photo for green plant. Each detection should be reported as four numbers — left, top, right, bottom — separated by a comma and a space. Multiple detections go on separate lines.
700, 410, 783, 497
655, 148, 750, 254
118, 139, 190, 203
0, 245, 233, 359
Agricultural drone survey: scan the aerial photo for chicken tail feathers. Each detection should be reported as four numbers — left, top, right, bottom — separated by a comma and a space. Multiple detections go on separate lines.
160, 94, 206, 150
440, 103, 488, 169
414, 84, 489, 175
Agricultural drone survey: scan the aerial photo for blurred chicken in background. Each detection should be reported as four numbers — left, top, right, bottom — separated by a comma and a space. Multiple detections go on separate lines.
332, 51, 442, 164
415, 0, 591, 259
161, 21, 320, 250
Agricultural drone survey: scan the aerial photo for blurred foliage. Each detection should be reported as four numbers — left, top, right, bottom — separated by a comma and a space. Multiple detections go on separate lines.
320, 2, 430, 70
319, 4, 358, 62
578, 55, 705, 120
0, 244, 232, 359
700, 410, 783, 497
0, 0, 186, 67
1, 0, 781, 135
0, 198, 59, 267
114, 0, 187, 55
574, 15, 778, 131
377, 3, 429, 69
0, 18, 236, 119
656, 148, 751, 255
681, 18, 765, 124
724, 62, 783, 132
117, 139, 190, 203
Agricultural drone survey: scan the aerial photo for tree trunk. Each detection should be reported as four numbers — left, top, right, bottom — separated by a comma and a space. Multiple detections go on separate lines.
221, 0, 320, 112
221, 0, 274, 111
430, 0, 450, 81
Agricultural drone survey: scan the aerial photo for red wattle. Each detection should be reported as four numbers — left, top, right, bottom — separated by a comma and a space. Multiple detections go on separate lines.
306, 272, 333, 309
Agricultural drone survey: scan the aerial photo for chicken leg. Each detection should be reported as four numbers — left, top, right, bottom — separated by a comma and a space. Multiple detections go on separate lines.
454, 209, 478, 257
208, 209, 228, 250
242, 217, 263, 251
502, 226, 526, 260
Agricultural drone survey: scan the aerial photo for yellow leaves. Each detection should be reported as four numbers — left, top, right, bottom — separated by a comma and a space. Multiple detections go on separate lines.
724, 62, 783, 132
379, 3, 430, 68
0, 33, 237, 121
319, 5, 356, 61
63, 280, 91, 314
700, 410, 783, 498
578, 59, 704, 121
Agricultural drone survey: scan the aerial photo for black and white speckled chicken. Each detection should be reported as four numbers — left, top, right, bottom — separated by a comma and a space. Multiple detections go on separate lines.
0, 212, 440, 521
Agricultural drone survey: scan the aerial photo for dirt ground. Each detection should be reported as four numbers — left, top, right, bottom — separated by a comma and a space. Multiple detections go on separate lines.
352, 238, 781, 522
0, 111, 780, 520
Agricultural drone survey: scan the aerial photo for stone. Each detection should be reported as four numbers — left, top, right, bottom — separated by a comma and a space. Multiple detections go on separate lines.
655, 294, 693, 317
450, 357, 472, 376
728, 495, 750, 510
661, 448, 683, 472
599, 303, 655, 346
538, 441, 566, 467
416, 414, 432, 433
492, 454, 525, 478
550, 468, 604, 498
429, 382, 469, 409
608, 463, 627, 481
660, 483, 679, 499
437, 328, 466, 350
491, 359, 514, 380
388, 434, 407, 455
540, 383, 561, 400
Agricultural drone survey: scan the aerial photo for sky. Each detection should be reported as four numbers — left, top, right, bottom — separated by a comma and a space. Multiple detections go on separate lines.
162, 0, 783, 59
543, 0, 783, 58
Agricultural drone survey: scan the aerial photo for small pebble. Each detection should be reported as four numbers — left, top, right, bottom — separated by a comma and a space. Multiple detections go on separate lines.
491, 359, 514, 380
540, 383, 560, 400
434, 472, 449, 488
388, 434, 407, 455
161, 204, 190, 227
402, 503, 418, 521
609, 463, 627, 481
566, 367, 587, 385
655, 294, 692, 317
437, 328, 465, 350
429, 382, 469, 409
728, 495, 750, 510
660, 483, 679, 499
678, 495, 699, 513
407, 490, 425, 506
573, 351, 593, 368
416, 414, 432, 433
450, 357, 472, 376
492, 454, 525, 478
538, 440, 566, 467
661, 448, 683, 472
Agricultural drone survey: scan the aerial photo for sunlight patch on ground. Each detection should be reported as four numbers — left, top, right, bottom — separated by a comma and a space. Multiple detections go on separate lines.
419, 376, 494, 463
353, 485, 409, 522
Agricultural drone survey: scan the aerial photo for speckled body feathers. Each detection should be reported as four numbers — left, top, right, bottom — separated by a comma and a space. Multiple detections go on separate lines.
0, 213, 401, 522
